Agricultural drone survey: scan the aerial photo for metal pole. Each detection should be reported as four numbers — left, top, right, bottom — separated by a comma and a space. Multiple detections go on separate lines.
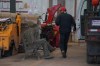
74, 0, 77, 19
10, 0, 16, 13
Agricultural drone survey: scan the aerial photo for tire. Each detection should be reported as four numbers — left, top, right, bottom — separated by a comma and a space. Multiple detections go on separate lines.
10, 41, 18, 56
0, 49, 2, 58
87, 55, 95, 64
4, 41, 17, 57
96, 56, 100, 64
3, 50, 11, 57
86, 42, 95, 64
12, 45, 18, 55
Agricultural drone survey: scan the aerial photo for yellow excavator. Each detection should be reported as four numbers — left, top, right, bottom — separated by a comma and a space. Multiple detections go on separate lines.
0, 13, 21, 58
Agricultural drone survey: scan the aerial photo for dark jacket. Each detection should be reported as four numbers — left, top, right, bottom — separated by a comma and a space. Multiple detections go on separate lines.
55, 13, 76, 33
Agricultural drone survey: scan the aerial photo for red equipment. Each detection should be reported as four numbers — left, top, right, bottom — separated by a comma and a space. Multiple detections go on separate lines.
60, 7, 67, 12
92, 0, 99, 6
41, 4, 62, 47
43, 4, 61, 25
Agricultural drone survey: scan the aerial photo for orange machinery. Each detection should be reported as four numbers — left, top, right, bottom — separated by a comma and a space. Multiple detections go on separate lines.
0, 13, 21, 58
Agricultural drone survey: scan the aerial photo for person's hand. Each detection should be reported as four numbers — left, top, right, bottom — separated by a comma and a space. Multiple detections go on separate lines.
73, 27, 76, 32
73, 31, 76, 34
71, 27, 76, 34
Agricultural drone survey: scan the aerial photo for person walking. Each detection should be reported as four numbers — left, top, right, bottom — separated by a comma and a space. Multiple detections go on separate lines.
55, 7, 76, 58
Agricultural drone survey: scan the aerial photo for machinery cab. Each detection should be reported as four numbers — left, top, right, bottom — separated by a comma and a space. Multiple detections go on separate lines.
0, 18, 12, 31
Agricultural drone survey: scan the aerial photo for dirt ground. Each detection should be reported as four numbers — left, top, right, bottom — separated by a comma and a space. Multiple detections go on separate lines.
0, 43, 99, 66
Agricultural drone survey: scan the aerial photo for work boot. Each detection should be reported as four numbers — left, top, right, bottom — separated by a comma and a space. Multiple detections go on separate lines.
61, 51, 66, 58
44, 55, 54, 59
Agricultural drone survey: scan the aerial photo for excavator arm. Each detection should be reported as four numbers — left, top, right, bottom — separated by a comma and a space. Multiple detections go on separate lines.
44, 4, 61, 24
41, 4, 61, 47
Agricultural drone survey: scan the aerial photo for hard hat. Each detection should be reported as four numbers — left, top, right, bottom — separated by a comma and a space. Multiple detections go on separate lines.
60, 7, 66, 12
92, 0, 99, 6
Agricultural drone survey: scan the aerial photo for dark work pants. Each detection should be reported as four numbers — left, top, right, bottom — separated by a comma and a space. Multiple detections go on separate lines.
60, 32, 70, 54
